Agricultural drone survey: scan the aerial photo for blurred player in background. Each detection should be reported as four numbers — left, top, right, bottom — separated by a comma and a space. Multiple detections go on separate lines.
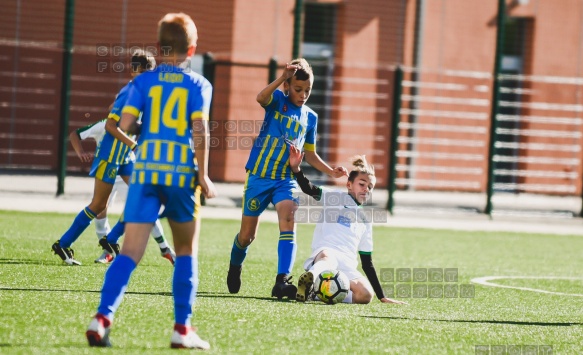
226, 58, 348, 300
69, 118, 117, 242
288, 145, 407, 305
51, 49, 165, 265
69, 118, 176, 264
86, 12, 216, 350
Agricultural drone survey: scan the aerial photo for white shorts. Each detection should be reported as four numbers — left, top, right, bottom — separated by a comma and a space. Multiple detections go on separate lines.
303, 247, 364, 281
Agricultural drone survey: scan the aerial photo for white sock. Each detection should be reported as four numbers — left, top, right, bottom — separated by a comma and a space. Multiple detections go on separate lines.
150, 219, 169, 249
94, 217, 111, 239
342, 290, 353, 303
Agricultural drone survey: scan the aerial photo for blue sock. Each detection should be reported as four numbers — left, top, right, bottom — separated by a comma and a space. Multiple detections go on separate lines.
277, 231, 296, 275
59, 207, 96, 248
97, 254, 136, 320
230, 234, 248, 266
106, 220, 125, 244
173, 255, 198, 326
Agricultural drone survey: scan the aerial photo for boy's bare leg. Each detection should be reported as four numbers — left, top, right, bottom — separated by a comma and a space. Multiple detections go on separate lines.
120, 223, 154, 264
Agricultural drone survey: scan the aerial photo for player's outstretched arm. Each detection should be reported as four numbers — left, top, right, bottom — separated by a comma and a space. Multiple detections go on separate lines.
192, 119, 217, 199
108, 116, 138, 150
69, 130, 93, 163
289, 144, 304, 172
304, 150, 348, 178
256, 63, 300, 106
290, 145, 322, 200
360, 253, 407, 305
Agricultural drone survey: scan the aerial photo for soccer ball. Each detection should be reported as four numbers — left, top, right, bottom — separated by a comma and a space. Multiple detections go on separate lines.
314, 269, 350, 304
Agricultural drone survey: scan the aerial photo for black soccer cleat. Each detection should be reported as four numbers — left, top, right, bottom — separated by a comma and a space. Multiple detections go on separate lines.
296, 271, 314, 302
271, 274, 297, 300
52, 240, 81, 266
227, 263, 242, 294
99, 237, 120, 257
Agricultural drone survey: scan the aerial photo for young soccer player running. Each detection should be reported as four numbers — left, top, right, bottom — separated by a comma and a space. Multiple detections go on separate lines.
69, 118, 176, 264
289, 145, 407, 305
227, 58, 348, 300
51, 50, 163, 266
69, 118, 117, 243
86, 12, 216, 349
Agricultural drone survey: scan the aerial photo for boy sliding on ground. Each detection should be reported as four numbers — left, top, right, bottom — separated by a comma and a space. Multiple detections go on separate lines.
289, 144, 406, 305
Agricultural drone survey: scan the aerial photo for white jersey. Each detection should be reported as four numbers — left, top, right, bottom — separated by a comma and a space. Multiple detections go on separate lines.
310, 188, 373, 269
76, 119, 107, 146
76, 119, 124, 185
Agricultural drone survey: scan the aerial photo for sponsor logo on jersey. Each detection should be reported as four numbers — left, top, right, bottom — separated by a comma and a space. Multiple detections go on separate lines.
337, 215, 351, 227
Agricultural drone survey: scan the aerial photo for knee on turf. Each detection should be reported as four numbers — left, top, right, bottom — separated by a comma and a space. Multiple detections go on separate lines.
351, 283, 374, 304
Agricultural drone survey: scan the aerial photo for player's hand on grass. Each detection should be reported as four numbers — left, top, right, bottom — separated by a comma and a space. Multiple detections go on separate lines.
331, 166, 349, 178
199, 176, 217, 199
289, 145, 304, 173
380, 297, 408, 305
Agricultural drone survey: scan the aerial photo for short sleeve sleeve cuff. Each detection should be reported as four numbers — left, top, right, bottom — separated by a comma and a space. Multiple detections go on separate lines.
121, 105, 140, 118
304, 142, 316, 152
191, 111, 209, 121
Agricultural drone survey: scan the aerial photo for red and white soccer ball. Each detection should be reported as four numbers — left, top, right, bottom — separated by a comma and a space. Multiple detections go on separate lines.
314, 269, 350, 304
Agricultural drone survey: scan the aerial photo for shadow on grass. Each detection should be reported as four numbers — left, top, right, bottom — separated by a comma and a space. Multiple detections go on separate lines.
0, 258, 53, 265
363, 315, 582, 327
0, 288, 288, 302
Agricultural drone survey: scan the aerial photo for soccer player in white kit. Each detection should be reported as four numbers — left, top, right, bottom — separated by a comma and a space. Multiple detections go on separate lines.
289, 145, 406, 305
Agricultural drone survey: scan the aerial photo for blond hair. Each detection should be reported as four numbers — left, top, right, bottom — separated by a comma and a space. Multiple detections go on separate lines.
348, 155, 376, 186
158, 13, 198, 55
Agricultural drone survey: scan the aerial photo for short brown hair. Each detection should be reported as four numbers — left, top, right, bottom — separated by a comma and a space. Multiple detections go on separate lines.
130, 49, 155, 73
158, 13, 198, 55
287, 58, 314, 83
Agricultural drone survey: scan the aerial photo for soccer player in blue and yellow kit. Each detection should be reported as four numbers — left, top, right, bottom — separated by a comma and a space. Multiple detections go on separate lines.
227, 58, 348, 299
86, 13, 216, 350
51, 50, 161, 265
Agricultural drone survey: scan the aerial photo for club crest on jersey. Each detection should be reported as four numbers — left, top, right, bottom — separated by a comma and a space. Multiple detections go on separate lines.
247, 198, 260, 212
283, 104, 287, 112
107, 167, 118, 179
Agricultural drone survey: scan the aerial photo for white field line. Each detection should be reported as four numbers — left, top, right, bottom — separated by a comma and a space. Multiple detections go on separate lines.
471, 276, 583, 297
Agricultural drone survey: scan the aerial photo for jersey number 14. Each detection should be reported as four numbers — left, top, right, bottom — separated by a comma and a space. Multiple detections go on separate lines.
148, 86, 189, 136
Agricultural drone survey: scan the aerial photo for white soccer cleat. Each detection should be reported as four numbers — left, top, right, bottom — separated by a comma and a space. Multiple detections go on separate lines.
170, 326, 210, 350
94, 250, 114, 264
160, 247, 176, 266
86, 314, 112, 347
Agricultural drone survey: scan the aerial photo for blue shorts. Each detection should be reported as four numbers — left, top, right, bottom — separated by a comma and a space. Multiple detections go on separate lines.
89, 158, 133, 184
242, 172, 299, 216
124, 183, 201, 223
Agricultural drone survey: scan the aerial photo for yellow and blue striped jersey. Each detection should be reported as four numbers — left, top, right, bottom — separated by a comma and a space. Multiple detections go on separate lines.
245, 89, 318, 179
96, 82, 135, 164
122, 64, 212, 188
